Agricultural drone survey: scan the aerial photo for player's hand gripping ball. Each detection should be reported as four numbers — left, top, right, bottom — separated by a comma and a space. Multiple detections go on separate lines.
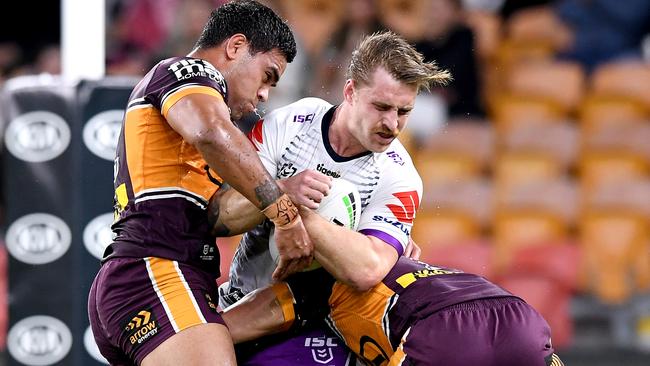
269, 177, 361, 270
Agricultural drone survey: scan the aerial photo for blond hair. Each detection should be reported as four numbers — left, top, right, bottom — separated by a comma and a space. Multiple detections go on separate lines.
346, 31, 452, 92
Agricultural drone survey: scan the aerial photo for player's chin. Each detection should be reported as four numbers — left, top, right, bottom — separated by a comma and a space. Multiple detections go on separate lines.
230, 107, 247, 122
370, 139, 394, 153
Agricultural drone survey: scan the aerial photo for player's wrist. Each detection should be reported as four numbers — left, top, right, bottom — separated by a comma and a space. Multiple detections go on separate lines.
262, 194, 299, 227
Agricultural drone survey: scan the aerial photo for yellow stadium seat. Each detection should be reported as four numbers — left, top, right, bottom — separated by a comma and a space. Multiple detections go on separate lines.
421, 178, 493, 229
590, 61, 650, 108
580, 211, 650, 304
579, 151, 649, 196
494, 151, 566, 196
493, 40, 556, 74
579, 95, 649, 134
419, 122, 494, 172
505, 6, 571, 53
493, 209, 568, 272
420, 241, 494, 279
504, 61, 586, 114
413, 151, 483, 187
500, 122, 579, 172
497, 178, 579, 229
490, 94, 567, 136
411, 209, 481, 248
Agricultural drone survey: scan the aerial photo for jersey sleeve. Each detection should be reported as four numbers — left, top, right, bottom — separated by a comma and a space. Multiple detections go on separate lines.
246, 107, 295, 177
357, 156, 423, 256
246, 98, 329, 178
144, 57, 228, 118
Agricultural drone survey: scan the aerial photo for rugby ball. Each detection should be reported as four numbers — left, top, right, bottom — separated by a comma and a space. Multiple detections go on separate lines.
269, 177, 361, 268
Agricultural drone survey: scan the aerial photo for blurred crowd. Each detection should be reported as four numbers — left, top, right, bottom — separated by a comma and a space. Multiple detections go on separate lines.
1, 0, 649, 121
1, 0, 650, 358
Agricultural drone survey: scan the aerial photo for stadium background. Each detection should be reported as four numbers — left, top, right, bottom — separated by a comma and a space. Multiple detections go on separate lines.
0, 0, 649, 365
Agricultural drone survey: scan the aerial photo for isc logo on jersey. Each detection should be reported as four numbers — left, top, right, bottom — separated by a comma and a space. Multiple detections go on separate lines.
168, 59, 227, 93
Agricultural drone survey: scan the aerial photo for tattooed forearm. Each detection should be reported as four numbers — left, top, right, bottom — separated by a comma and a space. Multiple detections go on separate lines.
255, 179, 283, 209
207, 182, 266, 236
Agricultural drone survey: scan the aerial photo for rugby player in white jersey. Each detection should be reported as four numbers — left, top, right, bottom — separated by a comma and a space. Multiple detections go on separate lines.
209, 31, 451, 365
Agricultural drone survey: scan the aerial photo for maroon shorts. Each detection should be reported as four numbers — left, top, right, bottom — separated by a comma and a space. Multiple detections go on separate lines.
88, 257, 226, 365
393, 297, 557, 366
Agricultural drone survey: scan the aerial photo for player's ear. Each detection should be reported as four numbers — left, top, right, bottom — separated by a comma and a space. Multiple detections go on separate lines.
343, 79, 355, 103
225, 33, 249, 60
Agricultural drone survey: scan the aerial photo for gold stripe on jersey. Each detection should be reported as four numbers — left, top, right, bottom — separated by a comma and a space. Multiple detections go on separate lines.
145, 257, 206, 332
329, 282, 396, 365
123, 106, 221, 202
115, 183, 128, 212
161, 85, 224, 117
549, 353, 565, 366
387, 327, 410, 366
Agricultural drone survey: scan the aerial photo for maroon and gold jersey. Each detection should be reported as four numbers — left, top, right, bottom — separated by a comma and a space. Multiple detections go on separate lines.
106, 56, 228, 276
326, 257, 514, 364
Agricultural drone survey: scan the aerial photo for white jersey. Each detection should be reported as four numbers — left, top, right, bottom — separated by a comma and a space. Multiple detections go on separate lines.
220, 97, 423, 307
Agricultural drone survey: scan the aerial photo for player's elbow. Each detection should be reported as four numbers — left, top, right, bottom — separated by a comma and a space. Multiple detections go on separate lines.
344, 265, 385, 292
187, 127, 221, 148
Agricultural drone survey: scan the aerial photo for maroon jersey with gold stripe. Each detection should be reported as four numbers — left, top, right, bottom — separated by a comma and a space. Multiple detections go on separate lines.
326, 257, 514, 363
106, 56, 228, 276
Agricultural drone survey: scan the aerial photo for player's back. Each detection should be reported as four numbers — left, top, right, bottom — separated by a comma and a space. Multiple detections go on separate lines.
327, 257, 514, 360
108, 56, 228, 275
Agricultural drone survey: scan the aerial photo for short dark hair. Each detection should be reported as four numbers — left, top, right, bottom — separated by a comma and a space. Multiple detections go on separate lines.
194, 0, 297, 63
347, 31, 452, 92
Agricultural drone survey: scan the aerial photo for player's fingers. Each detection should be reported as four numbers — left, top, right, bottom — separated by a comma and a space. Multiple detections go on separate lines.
404, 243, 413, 258
309, 178, 331, 196
410, 243, 421, 260
272, 258, 289, 281
306, 170, 333, 187
302, 199, 320, 210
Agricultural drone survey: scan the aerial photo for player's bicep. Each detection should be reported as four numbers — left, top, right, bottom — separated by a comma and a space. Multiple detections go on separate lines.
166, 92, 232, 145
357, 188, 422, 256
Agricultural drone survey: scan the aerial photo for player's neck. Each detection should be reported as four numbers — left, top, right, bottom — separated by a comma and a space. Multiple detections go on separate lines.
329, 104, 367, 157
188, 48, 224, 70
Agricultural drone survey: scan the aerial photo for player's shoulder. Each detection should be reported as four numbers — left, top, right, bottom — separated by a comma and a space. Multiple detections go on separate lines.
262, 97, 333, 131
379, 140, 418, 173
374, 140, 422, 190
140, 56, 227, 100
266, 97, 332, 120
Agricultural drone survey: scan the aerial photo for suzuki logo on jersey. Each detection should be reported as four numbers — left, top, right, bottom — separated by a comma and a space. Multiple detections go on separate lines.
168, 59, 226, 92
386, 191, 419, 224
371, 215, 410, 236
316, 164, 341, 178
293, 113, 315, 123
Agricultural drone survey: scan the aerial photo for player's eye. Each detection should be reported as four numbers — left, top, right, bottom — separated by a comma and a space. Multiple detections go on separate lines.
374, 104, 390, 111
398, 109, 411, 116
